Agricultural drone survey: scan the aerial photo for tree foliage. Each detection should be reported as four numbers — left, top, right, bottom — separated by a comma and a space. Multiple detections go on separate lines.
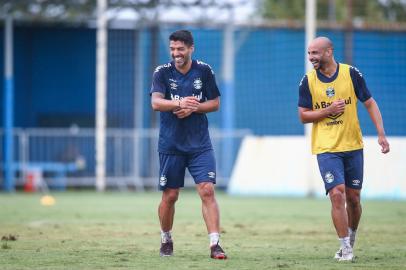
260, 0, 406, 24
0, 0, 246, 23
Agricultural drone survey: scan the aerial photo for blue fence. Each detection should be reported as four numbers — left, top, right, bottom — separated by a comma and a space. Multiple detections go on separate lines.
0, 26, 405, 136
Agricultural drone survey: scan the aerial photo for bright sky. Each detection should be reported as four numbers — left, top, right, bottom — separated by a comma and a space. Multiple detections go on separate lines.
109, 0, 257, 24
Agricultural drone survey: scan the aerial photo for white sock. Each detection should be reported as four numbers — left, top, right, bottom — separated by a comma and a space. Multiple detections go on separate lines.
161, 230, 172, 243
339, 236, 351, 249
209, 232, 220, 247
348, 227, 357, 247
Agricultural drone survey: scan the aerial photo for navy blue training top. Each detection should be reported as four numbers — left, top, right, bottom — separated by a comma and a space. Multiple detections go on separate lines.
150, 60, 220, 154
298, 64, 372, 109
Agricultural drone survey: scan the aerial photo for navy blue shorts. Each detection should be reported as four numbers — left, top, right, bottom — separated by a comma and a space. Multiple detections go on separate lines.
316, 149, 364, 195
158, 150, 216, 190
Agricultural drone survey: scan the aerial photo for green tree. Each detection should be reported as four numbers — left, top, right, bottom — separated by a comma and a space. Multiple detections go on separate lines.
0, 0, 97, 22
260, 0, 406, 24
0, 0, 246, 23
262, 0, 305, 21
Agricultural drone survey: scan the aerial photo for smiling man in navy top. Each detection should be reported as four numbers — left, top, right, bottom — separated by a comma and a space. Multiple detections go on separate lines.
150, 30, 226, 260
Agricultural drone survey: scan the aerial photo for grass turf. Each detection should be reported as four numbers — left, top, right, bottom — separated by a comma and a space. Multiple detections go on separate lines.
1, 191, 405, 269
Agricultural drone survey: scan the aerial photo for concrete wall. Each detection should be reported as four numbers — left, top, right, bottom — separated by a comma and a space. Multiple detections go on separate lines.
228, 136, 406, 199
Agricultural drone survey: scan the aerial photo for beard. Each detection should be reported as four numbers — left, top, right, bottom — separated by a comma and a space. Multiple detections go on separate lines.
173, 55, 190, 68
312, 59, 325, 70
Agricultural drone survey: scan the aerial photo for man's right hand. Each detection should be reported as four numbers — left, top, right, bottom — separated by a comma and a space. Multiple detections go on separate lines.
179, 96, 200, 111
328, 99, 345, 115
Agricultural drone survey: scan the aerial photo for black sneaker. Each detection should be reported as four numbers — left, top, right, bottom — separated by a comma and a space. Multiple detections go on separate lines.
210, 243, 227, 259
160, 241, 173, 257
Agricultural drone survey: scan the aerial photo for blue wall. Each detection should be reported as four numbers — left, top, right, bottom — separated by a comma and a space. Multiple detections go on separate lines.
0, 28, 3, 125
107, 30, 137, 128
1, 26, 406, 136
353, 31, 406, 136
1, 26, 96, 128
233, 29, 305, 135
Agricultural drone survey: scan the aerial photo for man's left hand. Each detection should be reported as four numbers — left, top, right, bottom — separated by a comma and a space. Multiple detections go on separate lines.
173, 108, 193, 119
378, 135, 390, 154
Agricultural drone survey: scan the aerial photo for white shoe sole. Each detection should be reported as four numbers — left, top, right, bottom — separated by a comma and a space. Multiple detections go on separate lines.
338, 257, 354, 261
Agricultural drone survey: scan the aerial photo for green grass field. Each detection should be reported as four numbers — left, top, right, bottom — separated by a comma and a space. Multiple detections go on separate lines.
1, 191, 405, 270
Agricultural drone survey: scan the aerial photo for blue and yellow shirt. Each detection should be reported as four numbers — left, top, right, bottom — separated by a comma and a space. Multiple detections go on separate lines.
298, 63, 372, 154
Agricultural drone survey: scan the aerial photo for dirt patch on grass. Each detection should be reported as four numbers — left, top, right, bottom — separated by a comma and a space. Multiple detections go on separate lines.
1, 234, 18, 241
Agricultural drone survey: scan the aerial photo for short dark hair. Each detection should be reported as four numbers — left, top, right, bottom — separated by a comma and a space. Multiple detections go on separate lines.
169, 30, 194, 46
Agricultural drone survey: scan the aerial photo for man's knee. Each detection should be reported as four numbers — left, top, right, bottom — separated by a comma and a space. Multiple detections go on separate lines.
162, 189, 179, 205
329, 185, 346, 207
346, 190, 361, 208
197, 182, 215, 201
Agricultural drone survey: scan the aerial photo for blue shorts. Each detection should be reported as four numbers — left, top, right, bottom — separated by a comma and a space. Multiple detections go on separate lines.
316, 149, 364, 195
158, 150, 216, 190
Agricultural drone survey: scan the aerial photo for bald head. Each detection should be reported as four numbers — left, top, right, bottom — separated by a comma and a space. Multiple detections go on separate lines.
307, 36, 335, 71
310, 37, 333, 51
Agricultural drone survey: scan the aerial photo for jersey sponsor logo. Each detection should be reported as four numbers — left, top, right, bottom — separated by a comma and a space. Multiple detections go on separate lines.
193, 78, 203, 90
326, 119, 343, 126
324, 171, 334, 184
326, 87, 335, 98
171, 92, 203, 101
352, 179, 361, 186
171, 94, 181, 100
329, 97, 352, 122
159, 175, 167, 187
208, 172, 215, 179
314, 96, 352, 110
154, 63, 171, 73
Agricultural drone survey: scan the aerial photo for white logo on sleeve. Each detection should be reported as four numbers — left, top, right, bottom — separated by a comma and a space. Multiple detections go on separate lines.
208, 172, 216, 179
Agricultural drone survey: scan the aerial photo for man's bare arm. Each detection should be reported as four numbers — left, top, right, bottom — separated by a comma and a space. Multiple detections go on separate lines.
151, 92, 199, 112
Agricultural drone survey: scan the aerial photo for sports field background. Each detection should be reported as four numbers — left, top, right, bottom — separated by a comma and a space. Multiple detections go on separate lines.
1, 191, 405, 270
